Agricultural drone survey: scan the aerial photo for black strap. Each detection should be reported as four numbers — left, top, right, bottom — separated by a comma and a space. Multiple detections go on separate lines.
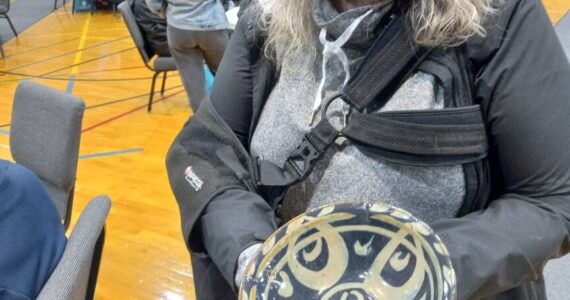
343, 106, 488, 157
255, 15, 427, 187
344, 17, 428, 111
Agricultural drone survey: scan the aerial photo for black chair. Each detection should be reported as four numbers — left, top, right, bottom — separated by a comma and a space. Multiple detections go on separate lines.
0, 36, 5, 58
53, 0, 66, 10
0, 0, 17, 37
118, 0, 177, 112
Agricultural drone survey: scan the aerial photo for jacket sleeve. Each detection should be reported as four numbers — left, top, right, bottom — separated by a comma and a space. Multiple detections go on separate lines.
431, 0, 570, 298
200, 15, 279, 288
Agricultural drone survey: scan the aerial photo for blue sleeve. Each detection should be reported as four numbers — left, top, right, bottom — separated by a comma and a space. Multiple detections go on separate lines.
0, 160, 67, 299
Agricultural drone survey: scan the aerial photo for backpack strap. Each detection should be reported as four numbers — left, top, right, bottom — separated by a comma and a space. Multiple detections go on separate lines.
343, 106, 488, 166
343, 16, 428, 111
253, 15, 488, 189
255, 15, 426, 187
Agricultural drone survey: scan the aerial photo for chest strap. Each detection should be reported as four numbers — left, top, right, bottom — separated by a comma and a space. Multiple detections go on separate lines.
344, 106, 488, 166
253, 16, 487, 188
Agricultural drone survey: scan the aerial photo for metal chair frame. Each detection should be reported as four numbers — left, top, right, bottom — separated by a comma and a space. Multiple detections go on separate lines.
0, 11, 17, 37
118, 1, 174, 112
53, 0, 66, 10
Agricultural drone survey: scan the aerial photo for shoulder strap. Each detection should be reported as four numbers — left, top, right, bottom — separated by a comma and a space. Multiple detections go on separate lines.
344, 16, 429, 111
255, 15, 428, 188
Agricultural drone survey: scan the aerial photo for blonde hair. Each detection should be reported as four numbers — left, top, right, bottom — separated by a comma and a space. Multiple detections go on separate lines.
256, 0, 499, 66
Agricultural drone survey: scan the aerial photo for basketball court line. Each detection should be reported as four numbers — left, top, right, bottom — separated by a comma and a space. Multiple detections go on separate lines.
0, 71, 153, 83
79, 148, 144, 160
0, 36, 130, 75
0, 83, 185, 133
1, 37, 79, 60
82, 89, 186, 133
66, 12, 91, 94
42, 47, 135, 77
86, 85, 184, 110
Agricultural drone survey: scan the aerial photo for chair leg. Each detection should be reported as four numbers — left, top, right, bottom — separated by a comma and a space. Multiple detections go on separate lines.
91, 0, 95, 15
160, 72, 167, 96
112, 3, 116, 16
5, 15, 17, 37
148, 72, 160, 112
54, 0, 58, 10
0, 44, 5, 59
85, 227, 105, 300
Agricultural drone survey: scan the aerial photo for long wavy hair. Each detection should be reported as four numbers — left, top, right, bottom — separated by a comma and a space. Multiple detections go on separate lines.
255, 0, 499, 67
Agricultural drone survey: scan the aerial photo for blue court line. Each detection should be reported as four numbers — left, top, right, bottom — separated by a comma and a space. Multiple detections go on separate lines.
0, 129, 9, 135
66, 74, 77, 94
79, 148, 144, 160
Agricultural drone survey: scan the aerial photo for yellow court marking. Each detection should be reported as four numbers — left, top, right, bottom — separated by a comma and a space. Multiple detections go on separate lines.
70, 14, 92, 76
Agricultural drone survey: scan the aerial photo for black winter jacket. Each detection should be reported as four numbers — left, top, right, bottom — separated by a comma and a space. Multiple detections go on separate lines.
167, 0, 570, 299
132, 0, 170, 57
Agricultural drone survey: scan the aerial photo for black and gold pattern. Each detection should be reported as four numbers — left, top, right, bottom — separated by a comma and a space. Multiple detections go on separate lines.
240, 202, 456, 300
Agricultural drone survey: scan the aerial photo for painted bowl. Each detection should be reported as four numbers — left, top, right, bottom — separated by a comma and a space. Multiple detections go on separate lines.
239, 201, 456, 300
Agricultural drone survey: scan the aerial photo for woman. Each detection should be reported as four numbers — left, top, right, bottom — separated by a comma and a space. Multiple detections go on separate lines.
166, 0, 570, 299
165, 0, 229, 111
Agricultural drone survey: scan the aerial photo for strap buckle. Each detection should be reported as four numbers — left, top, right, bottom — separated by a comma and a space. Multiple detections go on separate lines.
284, 137, 321, 181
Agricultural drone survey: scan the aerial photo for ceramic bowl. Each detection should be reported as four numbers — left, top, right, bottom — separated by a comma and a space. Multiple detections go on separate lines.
239, 201, 456, 300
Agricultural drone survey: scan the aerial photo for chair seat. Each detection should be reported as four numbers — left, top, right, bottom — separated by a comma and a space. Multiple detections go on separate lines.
153, 56, 177, 72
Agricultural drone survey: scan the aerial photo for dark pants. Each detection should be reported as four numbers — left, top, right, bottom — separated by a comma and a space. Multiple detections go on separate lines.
167, 25, 229, 111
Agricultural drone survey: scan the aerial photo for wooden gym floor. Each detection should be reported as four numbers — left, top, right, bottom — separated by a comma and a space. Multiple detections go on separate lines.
0, 1, 568, 299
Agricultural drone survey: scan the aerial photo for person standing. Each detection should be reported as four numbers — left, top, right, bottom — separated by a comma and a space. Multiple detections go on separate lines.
166, 0, 229, 111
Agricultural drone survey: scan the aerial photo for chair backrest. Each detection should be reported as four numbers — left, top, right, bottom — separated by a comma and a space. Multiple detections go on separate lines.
118, 0, 153, 65
10, 81, 85, 229
37, 196, 111, 300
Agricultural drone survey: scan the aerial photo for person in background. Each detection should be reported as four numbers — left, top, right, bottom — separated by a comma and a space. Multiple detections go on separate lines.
0, 160, 66, 299
132, 0, 171, 57
165, 0, 229, 111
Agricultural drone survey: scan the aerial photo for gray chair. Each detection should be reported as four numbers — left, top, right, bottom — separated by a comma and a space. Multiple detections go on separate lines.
0, 0, 17, 37
10, 80, 85, 230
118, 0, 177, 112
37, 196, 111, 300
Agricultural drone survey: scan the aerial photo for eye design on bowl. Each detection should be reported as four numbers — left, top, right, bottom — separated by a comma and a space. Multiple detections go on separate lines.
240, 202, 457, 300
